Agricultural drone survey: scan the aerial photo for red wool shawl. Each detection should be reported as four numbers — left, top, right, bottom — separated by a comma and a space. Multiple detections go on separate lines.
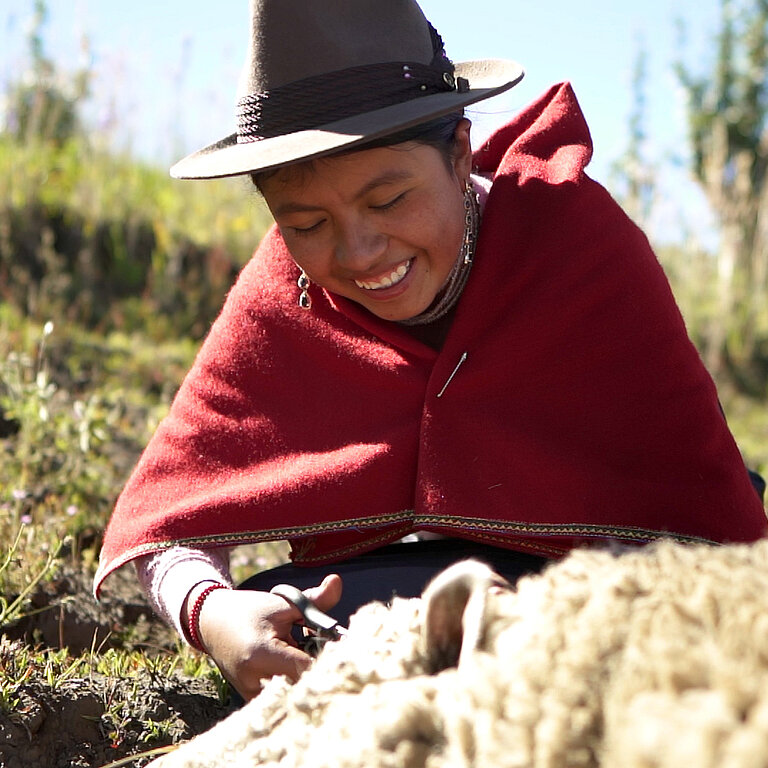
95, 82, 767, 594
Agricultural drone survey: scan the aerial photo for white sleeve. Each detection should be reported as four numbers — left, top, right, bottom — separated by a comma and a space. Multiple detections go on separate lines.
134, 546, 233, 642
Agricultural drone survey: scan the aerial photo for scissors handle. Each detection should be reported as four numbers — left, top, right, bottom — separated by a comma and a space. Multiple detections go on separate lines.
270, 583, 346, 639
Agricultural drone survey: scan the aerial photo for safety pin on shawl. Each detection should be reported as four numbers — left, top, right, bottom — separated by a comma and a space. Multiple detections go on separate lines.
436, 352, 468, 399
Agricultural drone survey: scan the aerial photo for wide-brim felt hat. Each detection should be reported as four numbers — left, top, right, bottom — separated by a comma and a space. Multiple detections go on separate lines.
171, 0, 524, 180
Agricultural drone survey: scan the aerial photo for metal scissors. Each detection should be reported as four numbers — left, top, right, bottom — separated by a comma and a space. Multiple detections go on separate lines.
270, 583, 347, 655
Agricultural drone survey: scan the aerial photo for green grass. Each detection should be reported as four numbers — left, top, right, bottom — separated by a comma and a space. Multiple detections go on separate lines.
0, 308, 196, 587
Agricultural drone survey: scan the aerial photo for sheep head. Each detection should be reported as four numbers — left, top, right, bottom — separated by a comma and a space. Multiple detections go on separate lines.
420, 559, 511, 672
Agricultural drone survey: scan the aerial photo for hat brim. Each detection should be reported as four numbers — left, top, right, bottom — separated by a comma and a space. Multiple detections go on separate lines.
170, 59, 524, 179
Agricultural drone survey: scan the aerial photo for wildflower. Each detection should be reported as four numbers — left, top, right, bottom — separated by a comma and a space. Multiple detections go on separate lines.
20, 514, 32, 525
66, 504, 78, 517
42, 321, 54, 337
11, 489, 28, 501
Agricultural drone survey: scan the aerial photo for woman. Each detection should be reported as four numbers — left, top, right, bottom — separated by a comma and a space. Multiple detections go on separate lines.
94, 0, 767, 701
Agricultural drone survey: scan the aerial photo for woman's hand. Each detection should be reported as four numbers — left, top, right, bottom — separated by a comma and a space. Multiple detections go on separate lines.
187, 574, 342, 701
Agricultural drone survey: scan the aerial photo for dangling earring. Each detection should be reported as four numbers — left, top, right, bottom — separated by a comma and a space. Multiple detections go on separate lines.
297, 270, 312, 309
399, 179, 480, 327
461, 180, 480, 266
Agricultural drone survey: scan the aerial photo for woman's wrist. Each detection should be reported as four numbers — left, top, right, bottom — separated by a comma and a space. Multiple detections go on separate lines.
183, 581, 231, 651
135, 546, 233, 641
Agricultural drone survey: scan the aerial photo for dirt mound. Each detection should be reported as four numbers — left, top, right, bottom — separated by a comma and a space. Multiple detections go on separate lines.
1, 562, 237, 767
0, 661, 236, 768
6, 560, 177, 656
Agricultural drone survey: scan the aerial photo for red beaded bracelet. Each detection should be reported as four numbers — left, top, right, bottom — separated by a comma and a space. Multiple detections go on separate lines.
188, 583, 230, 652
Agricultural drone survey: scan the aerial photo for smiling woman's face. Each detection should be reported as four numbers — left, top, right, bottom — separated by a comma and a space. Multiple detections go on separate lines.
259, 120, 473, 322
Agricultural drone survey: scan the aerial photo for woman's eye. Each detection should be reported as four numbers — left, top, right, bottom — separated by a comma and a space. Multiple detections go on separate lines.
372, 192, 406, 211
290, 220, 325, 236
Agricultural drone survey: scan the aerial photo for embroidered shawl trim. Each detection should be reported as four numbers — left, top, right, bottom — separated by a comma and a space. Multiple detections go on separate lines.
96, 511, 720, 590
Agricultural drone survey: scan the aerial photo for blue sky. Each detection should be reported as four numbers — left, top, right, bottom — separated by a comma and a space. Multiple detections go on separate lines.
2, 0, 723, 236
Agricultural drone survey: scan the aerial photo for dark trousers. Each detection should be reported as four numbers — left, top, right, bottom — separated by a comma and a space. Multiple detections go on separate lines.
238, 538, 549, 627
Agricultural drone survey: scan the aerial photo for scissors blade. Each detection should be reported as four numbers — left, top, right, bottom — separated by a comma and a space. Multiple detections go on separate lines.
270, 583, 347, 639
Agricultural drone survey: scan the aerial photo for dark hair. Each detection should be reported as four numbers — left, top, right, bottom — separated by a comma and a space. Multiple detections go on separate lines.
358, 110, 465, 157
251, 110, 465, 190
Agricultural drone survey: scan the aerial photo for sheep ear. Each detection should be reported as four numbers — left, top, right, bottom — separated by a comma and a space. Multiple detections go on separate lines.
421, 560, 509, 673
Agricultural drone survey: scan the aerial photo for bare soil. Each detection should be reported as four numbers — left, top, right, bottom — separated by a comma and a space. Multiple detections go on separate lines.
0, 564, 238, 768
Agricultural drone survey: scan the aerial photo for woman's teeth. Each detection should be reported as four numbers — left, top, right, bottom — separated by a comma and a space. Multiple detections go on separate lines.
355, 261, 411, 291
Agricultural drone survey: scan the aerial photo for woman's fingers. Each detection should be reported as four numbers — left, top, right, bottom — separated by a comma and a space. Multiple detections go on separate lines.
301, 573, 343, 613
193, 579, 344, 702
268, 574, 343, 629
262, 637, 313, 682
196, 587, 339, 700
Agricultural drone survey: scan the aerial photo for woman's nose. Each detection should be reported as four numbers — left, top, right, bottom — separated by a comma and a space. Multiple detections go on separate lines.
334, 220, 387, 272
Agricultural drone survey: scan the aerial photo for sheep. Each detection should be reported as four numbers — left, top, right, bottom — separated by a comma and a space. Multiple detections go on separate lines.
149, 537, 768, 768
